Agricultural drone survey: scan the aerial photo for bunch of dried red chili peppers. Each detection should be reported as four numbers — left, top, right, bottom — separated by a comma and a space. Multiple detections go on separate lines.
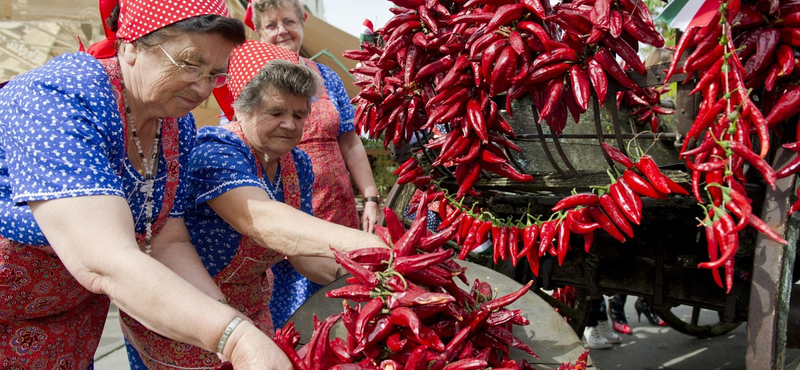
616, 85, 675, 133
266, 203, 588, 370
663, 0, 792, 291
345, 0, 665, 198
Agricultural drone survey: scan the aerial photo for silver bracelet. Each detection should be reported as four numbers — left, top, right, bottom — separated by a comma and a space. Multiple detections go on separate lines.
217, 317, 243, 354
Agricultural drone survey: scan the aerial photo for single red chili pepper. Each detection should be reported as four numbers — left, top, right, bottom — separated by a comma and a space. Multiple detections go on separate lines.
486, 3, 524, 31
326, 284, 374, 302
483, 161, 534, 182
609, 180, 640, 225
355, 298, 384, 343
383, 207, 407, 244
728, 202, 788, 245
599, 193, 634, 238
569, 64, 592, 112
665, 26, 699, 83
516, 223, 539, 259
439, 207, 464, 232
491, 223, 502, 265
394, 249, 454, 274
636, 154, 685, 195
346, 247, 392, 265
525, 62, 572, 85
592, 46, 641, 92
623, 169, 668, 199
586, 56, 608, 104
480, 280, 533, 311
393, 211, 428, 258
354, 314, 395, 354
556, 217, 571, 265
530, 47, 578, 71
586, 205, 626, 242
537, 219, 558, 257
498, 225, 510, 263
456, 162, 482, 199
516, 21, 551, 54
748, 28, 781, 77
388, 306, 421, 337
419, 224, 459, 252
727, 141, 777, 189
765, 84, 800, 127
406, 267, 452, 286
507, 225, 520, 267
551, 193, 600, 212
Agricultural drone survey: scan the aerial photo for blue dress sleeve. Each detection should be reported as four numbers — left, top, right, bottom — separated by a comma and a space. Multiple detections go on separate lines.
316, 63, 355, 136
188, 126, 265, 205
0, 52, 125, 204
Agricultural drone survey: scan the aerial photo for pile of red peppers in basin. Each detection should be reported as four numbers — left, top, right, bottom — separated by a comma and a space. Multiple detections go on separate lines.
272, 201, 590, 370
345, 0, 798, 295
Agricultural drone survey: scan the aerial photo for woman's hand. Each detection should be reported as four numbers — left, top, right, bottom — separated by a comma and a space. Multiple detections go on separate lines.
361, 200, 380, 233
225, 321, 293, 370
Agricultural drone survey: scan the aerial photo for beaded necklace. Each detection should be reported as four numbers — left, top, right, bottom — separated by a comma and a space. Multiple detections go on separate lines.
123, 87, 162, 255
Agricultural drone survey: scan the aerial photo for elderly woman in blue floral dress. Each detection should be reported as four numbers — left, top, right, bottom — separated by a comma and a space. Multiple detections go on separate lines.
123, 40, 385, 370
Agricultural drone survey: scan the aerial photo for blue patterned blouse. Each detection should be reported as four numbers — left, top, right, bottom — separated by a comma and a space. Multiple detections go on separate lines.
0, 52, 193, 246
184, 125, 315, 275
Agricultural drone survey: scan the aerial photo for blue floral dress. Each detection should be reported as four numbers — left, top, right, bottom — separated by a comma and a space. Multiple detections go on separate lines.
124, 122, 316, 369
0, 52, 193, 370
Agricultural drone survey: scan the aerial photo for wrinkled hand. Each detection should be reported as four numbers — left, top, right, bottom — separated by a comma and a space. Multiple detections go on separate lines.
226, 323, 293, 370
361, 201, 380, 234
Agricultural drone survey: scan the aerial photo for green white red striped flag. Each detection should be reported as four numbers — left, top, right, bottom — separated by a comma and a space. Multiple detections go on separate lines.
656, 0, 722, 30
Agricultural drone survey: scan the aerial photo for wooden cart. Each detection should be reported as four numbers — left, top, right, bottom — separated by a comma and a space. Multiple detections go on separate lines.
383, 62, 800, 370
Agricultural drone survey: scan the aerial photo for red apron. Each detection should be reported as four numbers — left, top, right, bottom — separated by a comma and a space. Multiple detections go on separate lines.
0, 57, 180, 370
298, 58, 360, 229
123, 121, 302, 369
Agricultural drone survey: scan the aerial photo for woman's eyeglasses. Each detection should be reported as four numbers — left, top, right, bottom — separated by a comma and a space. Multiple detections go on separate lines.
158, 45, 228, 88
261, 19, 301, 34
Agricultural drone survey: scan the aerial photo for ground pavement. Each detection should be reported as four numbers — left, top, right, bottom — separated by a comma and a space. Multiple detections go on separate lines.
95, 298, 800, 370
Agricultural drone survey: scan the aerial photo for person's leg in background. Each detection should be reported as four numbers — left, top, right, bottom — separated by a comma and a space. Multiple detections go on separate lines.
608, 293, 633, 334
584, 298, 615, 349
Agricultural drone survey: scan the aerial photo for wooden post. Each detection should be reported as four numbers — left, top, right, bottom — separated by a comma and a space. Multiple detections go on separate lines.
746, 147, 800, 369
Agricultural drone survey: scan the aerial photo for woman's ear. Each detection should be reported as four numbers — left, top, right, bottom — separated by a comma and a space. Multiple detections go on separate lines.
118, 42, 139, 66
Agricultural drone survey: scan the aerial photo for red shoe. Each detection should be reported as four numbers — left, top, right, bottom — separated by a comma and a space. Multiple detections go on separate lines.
607, 297, 633, 334
612, 320, 633, 334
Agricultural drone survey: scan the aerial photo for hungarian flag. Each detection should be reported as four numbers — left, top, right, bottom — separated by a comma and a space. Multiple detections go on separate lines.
656, 0, 722, 30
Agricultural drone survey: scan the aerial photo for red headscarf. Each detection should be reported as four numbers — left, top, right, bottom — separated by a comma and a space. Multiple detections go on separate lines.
86, 0, 230, 58
215, 40, 299, 120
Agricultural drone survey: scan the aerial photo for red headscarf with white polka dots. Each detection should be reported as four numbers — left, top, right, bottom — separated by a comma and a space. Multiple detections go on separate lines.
226, 40, 299, 102
86, 0, 230, 58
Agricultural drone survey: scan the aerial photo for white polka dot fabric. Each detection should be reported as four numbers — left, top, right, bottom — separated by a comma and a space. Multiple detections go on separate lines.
227, 40, 300, 101
117, 0, 231, 42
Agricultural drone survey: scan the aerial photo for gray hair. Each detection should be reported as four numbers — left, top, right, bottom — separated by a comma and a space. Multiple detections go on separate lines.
233, 60, 319, 116
252, 0, 305, 31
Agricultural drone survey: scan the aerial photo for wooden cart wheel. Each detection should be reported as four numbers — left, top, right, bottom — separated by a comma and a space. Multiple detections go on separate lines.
656, 303, 742, 338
